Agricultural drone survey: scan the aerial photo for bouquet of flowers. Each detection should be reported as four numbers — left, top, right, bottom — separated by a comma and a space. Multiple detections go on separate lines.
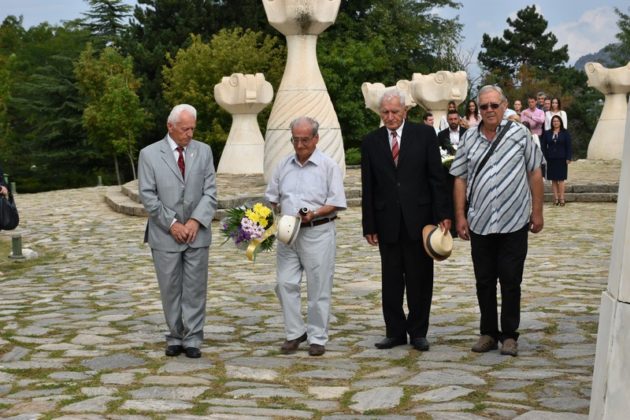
221, 202, 276, 261
440, 147, 455, 169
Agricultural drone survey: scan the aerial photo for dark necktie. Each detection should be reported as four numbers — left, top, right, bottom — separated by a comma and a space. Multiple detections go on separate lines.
176, 146, 185, 179
391, 131, 399, 166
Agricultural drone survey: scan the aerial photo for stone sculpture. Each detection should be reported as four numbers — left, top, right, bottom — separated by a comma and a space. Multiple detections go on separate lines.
397, 71, 468, 130
361, 82, 416, 125
589, 96, 630, 419
214, 73, 273, 174
585, 61, 630, 160
262, 0, 344, 181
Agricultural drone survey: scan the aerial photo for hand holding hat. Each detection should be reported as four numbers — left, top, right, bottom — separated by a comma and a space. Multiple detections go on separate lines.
422, 224, 453, 261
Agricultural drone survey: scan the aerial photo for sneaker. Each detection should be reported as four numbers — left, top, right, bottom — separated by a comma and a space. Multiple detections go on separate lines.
500, 338, 518, 356
471, 335, 498, 353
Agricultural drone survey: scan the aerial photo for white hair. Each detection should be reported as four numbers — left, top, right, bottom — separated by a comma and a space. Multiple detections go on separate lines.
380, 89, 406, 108
167, 104, 197, 124
477, 85, 507, 104
289, 116, 319, 136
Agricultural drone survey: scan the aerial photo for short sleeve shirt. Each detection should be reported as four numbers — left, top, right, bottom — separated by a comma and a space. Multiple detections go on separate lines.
449, 121, 545, 235
265, 149, 347, 217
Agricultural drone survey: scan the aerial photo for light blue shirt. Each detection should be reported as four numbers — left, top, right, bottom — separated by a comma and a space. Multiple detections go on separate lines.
265, 149, 347, 218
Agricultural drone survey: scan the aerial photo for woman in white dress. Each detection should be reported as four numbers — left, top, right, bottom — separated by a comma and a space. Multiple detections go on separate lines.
544, 97, 568, 131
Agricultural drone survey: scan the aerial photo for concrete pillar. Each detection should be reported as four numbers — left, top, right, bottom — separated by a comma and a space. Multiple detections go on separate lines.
214, 73, 273, 174
589, 93, 630, 419
397, 71, 468, 132
262, 0, 344, 181
585, 62, 630, 160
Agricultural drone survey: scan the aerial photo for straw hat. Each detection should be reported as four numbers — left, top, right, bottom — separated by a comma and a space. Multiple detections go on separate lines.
422, 224, 453, 261
276, 215, 301, 246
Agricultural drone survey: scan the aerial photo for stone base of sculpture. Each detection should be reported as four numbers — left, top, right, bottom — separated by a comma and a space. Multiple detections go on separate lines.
589, 99, 630, 419
217, 114, 265, 174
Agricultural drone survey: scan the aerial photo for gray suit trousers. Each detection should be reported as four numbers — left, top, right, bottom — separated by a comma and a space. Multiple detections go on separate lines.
152, 247, 209, 348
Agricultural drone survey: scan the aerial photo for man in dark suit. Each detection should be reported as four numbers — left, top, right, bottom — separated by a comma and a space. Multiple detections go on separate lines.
361, 90, 451, 351
138, 104, 218, 359
438, 109, 467, 155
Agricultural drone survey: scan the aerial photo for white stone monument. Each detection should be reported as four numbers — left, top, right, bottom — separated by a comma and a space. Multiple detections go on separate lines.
214, 73, 273, 174
361, 82, 416, 125
589, 96, 630, 419
585, 62, 630, 161
262, 0, 344, 181
397, 71, 468, 131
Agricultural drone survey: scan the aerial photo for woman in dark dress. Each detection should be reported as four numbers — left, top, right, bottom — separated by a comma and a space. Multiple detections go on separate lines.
541, 115, 572, 206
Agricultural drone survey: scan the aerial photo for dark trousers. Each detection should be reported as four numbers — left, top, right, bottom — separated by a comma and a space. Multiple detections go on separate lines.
470, 225, 528, 342
378, 220, 433, 339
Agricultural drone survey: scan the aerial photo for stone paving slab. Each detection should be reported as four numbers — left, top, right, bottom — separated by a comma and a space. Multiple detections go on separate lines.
0, 167, 619, 418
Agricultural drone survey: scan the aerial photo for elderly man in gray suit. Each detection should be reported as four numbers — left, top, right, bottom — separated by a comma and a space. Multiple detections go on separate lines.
138, 104, 217, 359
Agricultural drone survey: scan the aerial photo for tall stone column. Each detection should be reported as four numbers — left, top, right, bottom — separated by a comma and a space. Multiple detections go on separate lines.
397, 71, 468, 131
585, 62, 630, 160
214, 73, 273, 174
589, 96, 630, 419
262, 0, 344, 181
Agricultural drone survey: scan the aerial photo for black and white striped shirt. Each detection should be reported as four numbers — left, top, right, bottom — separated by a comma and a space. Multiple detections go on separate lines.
449, 121, 545, 235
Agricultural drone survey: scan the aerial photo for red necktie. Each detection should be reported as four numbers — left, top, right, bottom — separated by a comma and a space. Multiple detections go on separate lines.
391, 131, 399, 166
176, 146, 185, 179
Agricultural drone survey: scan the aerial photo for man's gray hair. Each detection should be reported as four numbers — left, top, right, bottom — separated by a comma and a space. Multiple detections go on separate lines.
168, 104, 197, 124
380, 89, 406, 108
477, 85, 507, 104
290, 116, 319, 136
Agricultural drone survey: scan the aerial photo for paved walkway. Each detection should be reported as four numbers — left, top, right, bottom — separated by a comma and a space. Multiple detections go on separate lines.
0, 159, 621, 419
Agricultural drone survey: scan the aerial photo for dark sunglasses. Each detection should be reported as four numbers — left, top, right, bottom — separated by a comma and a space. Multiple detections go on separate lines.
479, 103, 501, 111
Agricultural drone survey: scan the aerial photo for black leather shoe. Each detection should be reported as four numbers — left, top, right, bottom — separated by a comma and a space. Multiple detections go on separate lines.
411, 337, 430, 351
280, 333, 307, 354
185, 347, 201, 358
374, 336, 407, 349
165, 345, 183, 357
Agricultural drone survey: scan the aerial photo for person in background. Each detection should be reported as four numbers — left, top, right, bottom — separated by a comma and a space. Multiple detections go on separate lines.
423, 112, 439, 134
536, 91, 547, 110
543, 98, 551, 113
362, 90, 451, 352
0, 166, 8, 197
520, 95, 545, 137
544, 97, 568, 132
513, 99, 523, 116
439, 100, 459, 131
541, 115, 572, 206
462, 99, 481, 129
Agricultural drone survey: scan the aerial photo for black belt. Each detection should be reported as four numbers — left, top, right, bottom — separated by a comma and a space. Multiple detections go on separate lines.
301, 216, 337, 228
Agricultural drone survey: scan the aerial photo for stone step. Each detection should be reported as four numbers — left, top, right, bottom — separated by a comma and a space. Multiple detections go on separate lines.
107, 179, 618, 218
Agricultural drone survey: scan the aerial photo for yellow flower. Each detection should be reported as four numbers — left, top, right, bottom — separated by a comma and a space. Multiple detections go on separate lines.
252, 203, 271, 227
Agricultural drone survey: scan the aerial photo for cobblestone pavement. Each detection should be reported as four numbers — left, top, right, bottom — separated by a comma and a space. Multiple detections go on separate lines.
0, 162, 619, 419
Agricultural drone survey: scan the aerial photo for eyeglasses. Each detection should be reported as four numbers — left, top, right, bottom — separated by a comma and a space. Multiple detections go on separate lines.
290, 136, 313, 145
479, 103, 501, 111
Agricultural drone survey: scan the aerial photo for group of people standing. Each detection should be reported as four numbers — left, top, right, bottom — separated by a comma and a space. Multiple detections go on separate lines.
138, 84, 549, 361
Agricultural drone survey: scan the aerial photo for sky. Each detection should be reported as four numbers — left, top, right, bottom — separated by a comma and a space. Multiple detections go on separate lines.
1, 0, 628, 73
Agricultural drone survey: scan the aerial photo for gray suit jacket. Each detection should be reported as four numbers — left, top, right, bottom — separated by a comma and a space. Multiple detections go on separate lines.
138, 136, 217, 252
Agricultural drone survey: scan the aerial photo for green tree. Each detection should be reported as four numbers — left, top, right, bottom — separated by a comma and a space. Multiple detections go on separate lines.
162, 29, 285, 164
478, 5, 569, 86
81, 0, 133, 48
76, 44, 149, 184
318, 0, 462, 149
607, 7, 630, 65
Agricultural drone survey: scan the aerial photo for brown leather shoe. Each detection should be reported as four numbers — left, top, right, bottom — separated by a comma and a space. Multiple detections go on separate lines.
308, 344, 325, 356
471, 335, 498, 353
500, 338, 518, 356
280, 333, 307, 354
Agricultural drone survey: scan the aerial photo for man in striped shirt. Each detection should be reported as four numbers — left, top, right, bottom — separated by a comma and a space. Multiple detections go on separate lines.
450, 85, 545, 357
